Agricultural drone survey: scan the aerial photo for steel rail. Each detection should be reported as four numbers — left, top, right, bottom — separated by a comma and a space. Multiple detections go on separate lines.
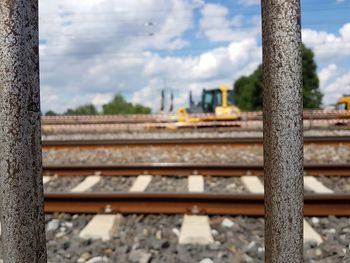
44, 192, 350, 216
42, 136, 350, 148
43, 163, 350, 177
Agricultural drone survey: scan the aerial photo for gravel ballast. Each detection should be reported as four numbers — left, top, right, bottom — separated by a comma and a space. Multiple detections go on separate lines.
1, 214, 349, 262
316, 176, 350, 193
145, 177, 187, 192
44, 176, 86, 192
42, 129, 350, 141
88, 177, 136, 192
40, 214, 350, 263
43, 144, 350, 166
205, 176, 246, 193
305, 216, 350, 262
42, 175, 350, 194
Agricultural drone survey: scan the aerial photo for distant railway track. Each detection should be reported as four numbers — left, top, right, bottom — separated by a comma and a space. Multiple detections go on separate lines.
43, 163, 350, 177
41, 110, 350, 125
41, 119, 350, 132
44, 192, 350, 216
41, 111, 350, 132
42, 136, 350, 149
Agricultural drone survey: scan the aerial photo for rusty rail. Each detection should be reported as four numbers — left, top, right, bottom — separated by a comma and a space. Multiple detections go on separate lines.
43, 163, 350, 177
44, 192, 350, 216
42, 136, 350, 148
42, 119, 350, 132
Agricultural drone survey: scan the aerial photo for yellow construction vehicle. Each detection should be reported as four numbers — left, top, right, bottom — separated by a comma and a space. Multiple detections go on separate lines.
177, 84, 241, 123
336, 95, 350, 118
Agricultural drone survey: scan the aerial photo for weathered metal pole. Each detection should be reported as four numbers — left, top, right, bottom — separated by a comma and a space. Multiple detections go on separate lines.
0, 0, 47, 262
261, 0, 303, 262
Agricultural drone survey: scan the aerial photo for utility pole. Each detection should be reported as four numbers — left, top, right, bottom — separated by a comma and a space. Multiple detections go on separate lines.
0, 0, 47, 262
160, 89, 165, 112
189, 90, 194, 107
261, 0, 303, 262
169, 90, 174, 113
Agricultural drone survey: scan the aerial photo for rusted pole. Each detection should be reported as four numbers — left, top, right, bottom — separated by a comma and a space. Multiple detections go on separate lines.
261, 0, 303, 262
0, 0, 47, 262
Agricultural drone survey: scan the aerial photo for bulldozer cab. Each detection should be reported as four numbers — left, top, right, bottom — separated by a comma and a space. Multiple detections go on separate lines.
202, 86, 234, 113
177, 84, 240, 123
336, 95, 350, 110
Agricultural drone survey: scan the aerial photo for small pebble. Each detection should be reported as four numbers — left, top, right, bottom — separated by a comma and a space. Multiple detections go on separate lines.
199, 258, 214, 263
86, 256, 109, 263
221, 218, 234, 228
47, 219, 60, 232
172, 228, 180, 237
311, 217, 320, 224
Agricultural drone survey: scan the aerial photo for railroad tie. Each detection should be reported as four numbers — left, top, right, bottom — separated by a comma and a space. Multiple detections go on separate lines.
70, 175, 101, 192
179, 174, 214, 245
188, 175, 204, 192
129, 175, 153, 192
43, 176, 52, 185
304, 220, 323, 244
304, 176, 334, 193
305, 177, 330, 244
79, 214, 123, 241
79, 174, 152, 241
241, 176, 264, 193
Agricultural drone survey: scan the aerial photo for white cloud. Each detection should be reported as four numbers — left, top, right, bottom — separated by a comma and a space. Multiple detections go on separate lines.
143, 39, 261, 82
132, 83, 161, 109
199, 3, 260, 42
320, 70, 350, 105
302, 23, 350, 63
37, 1, 264, 114
302, 24, 350, 106
132, 39, 262, 109
238, 0, 260, 6
319, 64, 337, 87
39, 0, 202, 113
40, 1, 350, 114
92, 93, 114, 110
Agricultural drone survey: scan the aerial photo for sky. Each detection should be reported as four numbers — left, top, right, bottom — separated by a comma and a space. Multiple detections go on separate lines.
39, 0, 350, 113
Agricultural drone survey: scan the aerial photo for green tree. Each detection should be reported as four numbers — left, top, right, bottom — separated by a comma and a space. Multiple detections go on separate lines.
234, 44, 323, 110
45, 110, 58, 116
102, 94, 151, 115
63, 104, 98, 115
302, 44, 322, 108
234, 65, 263, 111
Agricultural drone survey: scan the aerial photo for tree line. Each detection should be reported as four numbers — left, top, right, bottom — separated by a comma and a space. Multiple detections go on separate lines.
45, 94, 151, 116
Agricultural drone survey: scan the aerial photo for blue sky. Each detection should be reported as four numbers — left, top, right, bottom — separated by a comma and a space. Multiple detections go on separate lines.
39, 0, 350, 113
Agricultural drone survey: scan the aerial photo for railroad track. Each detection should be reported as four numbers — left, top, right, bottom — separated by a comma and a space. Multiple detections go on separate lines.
43, 163, 350, 177
43, 162, 350, 216
41, 110, 350, 125
42, 135, 350, 149
42, 161, 350, 250
44, 192, 350, 216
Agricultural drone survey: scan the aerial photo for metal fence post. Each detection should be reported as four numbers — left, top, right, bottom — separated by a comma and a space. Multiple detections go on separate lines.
0, 0, 47, 262
261, 0, 304, 262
